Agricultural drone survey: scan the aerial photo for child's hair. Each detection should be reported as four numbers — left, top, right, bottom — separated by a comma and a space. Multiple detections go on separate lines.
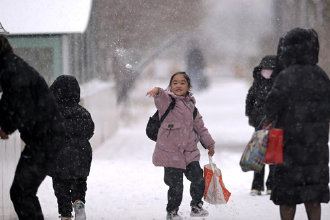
167, 72, 192, 92
0, 35, 12, 58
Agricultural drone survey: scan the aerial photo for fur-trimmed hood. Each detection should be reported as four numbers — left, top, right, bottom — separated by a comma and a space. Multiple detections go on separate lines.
277, 27, 319, 69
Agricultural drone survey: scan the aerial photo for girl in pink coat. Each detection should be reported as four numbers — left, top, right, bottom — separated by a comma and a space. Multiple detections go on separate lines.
146, 72, 216, 220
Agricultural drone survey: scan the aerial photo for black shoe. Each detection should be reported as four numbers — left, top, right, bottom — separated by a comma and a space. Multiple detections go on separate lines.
250, 189, 262, 196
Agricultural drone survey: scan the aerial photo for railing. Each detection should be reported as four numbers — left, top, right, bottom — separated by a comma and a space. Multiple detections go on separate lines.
0, 132, 20, 220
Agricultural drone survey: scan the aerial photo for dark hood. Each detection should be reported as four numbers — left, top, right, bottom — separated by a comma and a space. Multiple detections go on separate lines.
277, 27, 319, 69
50, 75, 80, 105
259, 55, 276, 69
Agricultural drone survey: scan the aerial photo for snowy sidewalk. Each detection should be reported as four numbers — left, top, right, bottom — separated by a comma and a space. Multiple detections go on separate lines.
38, 77, 330, 220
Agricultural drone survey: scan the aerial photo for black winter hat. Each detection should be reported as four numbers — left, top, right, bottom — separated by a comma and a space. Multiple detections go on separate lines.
259, 55, 276, 69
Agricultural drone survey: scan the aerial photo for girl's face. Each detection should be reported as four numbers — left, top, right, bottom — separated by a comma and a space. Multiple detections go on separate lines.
170, 74, 190, 96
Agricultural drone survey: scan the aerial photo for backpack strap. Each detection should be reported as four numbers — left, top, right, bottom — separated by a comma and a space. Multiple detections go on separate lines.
159, 96, 176, 123
192, 106, 205, 148
193, 107, 198, 119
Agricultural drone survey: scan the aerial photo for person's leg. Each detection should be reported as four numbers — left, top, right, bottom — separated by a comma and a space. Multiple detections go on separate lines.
70, 178, 87, 204
185, 161, 208, 217
52, 178, 72, 217
280, 205, 296, 220
251, 166, 265, 192
164, 167, 184, 213
70, 178, 88, 219
266, 165, 276, 192
304, 202, 321, 220
10, 152, 47, 220
184, 161, 205, 207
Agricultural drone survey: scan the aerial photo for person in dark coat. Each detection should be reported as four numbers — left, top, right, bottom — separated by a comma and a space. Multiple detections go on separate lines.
245, 55, 277, 196
186, 47, 208, 91
0, 35, 65, 220
265, 27, 330, 220
49, 75, 94, 220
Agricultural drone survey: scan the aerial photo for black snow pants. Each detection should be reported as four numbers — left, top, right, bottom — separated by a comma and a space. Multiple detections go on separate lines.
164, 161, 205, 212
251, 165, 275, 191
52, 177, 87, 217
10, 147, 47, 220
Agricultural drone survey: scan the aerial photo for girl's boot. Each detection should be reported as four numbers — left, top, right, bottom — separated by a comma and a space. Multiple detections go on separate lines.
166, 208, 183, 220
190, 202, 209, 217
73, 200, 86, 220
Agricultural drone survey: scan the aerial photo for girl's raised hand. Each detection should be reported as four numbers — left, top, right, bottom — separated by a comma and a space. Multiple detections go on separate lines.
146, 87, 159, 98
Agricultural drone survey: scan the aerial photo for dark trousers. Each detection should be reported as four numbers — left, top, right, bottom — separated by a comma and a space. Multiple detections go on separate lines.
52, 178, 87, 217
251, 165, 275, 191
10, 151, 47, 220
164, 161, 205, 212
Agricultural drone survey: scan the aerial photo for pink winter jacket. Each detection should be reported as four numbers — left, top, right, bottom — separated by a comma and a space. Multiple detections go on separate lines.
152, 88, 215, 169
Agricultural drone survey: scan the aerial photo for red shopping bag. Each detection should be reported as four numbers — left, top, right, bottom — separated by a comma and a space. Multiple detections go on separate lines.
204, 156, 231, 204
264, 128, 283, 164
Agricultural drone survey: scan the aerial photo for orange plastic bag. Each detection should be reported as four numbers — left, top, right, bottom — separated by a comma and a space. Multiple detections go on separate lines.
204, 156, 231, 204
264, 128, 283, 164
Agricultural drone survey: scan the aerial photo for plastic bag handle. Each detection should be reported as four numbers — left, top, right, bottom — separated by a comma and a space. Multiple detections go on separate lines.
209, 155, 215, 172
209, 155, 226, 186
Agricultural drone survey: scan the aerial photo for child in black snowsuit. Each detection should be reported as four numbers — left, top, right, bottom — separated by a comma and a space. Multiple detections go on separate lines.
49, 75, 95, 220
245, 55, 277, 196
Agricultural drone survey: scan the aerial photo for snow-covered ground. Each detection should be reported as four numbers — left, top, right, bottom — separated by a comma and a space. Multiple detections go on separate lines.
38, 77, 330, 220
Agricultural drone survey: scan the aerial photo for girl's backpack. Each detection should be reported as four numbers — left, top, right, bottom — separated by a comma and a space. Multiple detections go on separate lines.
146, 97, 197, 142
